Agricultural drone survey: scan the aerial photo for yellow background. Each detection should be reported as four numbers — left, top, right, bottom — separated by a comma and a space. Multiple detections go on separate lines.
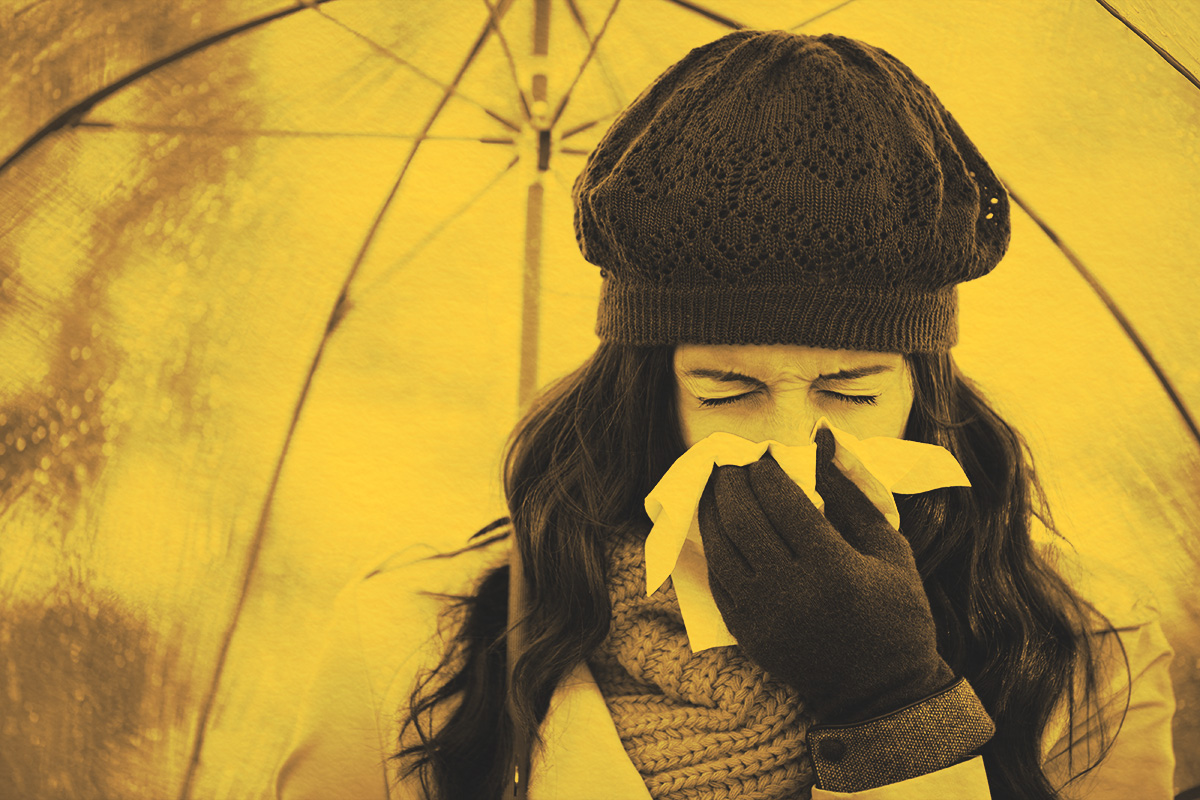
1, 1, 1197, 796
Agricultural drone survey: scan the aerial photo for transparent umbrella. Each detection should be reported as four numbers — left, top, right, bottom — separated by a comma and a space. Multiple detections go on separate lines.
1, 1, 1198, 797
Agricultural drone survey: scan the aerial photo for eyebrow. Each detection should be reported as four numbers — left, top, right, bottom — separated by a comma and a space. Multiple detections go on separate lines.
683, 365, 895, 385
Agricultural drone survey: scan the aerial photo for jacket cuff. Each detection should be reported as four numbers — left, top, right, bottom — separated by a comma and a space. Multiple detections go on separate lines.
806, 678, 995, 792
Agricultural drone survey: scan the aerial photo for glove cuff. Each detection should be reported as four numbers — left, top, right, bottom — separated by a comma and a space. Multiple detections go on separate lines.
806, 677, 995, 792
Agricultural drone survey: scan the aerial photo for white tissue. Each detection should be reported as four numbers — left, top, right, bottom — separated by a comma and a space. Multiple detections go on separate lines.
642, 417, 971, 651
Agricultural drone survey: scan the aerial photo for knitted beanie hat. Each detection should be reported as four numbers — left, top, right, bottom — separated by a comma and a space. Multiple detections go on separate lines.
573, 30, 1010, 353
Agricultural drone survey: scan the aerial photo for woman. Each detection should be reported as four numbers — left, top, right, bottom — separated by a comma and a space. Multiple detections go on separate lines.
275, 30, 1174, 799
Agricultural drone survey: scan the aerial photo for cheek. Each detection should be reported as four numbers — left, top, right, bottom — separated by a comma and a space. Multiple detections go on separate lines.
890, 373, 916, 440
675, 384, 753, 448
875, 392, 914, 440
675, 388, 706, 448
832, 383, 913, 441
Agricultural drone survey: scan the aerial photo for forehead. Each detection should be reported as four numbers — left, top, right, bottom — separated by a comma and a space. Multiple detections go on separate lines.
673, 343, 904, 377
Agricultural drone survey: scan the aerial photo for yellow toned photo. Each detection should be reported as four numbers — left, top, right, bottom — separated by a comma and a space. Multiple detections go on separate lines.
1, 2, 1197, 799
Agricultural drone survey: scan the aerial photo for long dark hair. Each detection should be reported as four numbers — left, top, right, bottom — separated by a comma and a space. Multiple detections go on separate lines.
395, 343, 1125, 800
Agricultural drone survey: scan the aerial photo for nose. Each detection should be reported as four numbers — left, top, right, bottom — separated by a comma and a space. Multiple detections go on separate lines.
756, 397, 819, 447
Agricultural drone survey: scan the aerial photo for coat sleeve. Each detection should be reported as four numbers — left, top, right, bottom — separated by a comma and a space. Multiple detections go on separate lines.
1040, 613, 1176, 798
1038, 531, 1177, 799
272, 578, 399, 800
273, 545, 503, 800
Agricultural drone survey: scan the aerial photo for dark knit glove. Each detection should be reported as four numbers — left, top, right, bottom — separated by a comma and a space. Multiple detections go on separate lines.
697, 428, 956, 725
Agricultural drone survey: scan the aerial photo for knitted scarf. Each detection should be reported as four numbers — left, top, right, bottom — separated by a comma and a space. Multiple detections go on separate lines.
587, 527, 816, 800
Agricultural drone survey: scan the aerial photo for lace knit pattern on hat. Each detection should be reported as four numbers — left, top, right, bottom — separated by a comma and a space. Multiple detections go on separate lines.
588, 527, 815, 800
573, 30, 1011, 351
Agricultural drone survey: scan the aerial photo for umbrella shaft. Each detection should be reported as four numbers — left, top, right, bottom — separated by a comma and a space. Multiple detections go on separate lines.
519, 182, 545, 409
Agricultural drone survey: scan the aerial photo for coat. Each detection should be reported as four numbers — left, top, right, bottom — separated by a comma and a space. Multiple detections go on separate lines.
273, 535, 1176, 799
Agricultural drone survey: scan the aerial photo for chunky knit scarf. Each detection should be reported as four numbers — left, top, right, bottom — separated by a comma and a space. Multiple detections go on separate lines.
587, 527, 816, 800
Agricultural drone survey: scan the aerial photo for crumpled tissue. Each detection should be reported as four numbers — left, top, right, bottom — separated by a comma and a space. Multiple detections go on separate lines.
643, 417, 971, 652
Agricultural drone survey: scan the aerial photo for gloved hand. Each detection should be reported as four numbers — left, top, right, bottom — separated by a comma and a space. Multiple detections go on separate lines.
697, 428, 956, 724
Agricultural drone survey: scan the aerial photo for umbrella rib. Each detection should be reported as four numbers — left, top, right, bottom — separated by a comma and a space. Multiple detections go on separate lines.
177, 12, 516, 796
788, 0, 863, 32
13, 0, 52, 18
352, 152, 521, 302
1092, 0, 1200, 91
563, 0, 629, 114
0, 1, 323, 175
480, 0, 534, 122
563, 0, 594, 38
550, 0, 624, 128
560, 110, 621, 140
1007, 185, 1200, 448
657, 0, 744, 30
311, 6, 525, 132
73, 120, 515, 142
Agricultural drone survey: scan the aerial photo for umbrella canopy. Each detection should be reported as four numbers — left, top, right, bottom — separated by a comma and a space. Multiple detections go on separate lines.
1, 1, 1198, 796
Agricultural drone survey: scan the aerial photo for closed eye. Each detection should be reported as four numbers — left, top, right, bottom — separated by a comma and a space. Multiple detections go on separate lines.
697, 391, 879, 407
822, 391, 879, 406
697, 393, 757, 408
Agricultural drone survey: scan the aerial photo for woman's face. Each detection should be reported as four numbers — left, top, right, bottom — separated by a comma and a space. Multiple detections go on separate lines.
673, 344, 915, 448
